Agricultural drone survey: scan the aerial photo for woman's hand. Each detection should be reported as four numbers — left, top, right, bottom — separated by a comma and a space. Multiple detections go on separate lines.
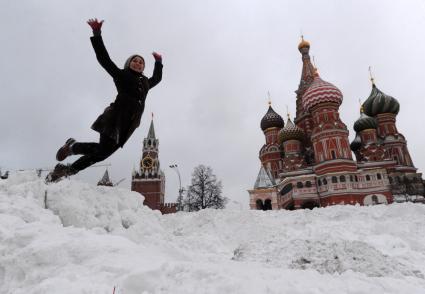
87, 18, 104, 35
152, 52, 162, 62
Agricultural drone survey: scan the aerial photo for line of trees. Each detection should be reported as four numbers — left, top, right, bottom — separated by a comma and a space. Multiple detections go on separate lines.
177, 165, 227, 211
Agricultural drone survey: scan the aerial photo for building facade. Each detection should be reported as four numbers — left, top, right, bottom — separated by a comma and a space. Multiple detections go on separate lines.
131, 119, 177, 214
249, 38, 424, 210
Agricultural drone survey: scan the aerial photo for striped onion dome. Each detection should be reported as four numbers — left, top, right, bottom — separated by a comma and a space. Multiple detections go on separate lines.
260, 105, 284, 131
278, 117, 305, 143
302, 75, 343, 112
362, 84, 399, 117
353, 110, 378, 132
350, 133, 362, 151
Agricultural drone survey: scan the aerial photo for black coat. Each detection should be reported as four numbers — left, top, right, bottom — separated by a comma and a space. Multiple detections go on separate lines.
90, 35, 163, 147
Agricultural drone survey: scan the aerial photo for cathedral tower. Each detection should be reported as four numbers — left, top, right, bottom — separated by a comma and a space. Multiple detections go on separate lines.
131, 117, 165, 210
362, 82, 414, 168
259, 103, 285, 179
302, 71, 356, 175
278, 115, 306, 172
294, 37, 316, 145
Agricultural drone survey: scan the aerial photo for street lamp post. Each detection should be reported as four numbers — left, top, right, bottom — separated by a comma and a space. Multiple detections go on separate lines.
169, 164, 185, 211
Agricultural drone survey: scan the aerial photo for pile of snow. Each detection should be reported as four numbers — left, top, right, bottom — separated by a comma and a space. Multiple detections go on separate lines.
1, 171, 425, 294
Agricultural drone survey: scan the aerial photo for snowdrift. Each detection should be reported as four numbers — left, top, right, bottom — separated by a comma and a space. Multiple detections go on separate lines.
1, 171, 425, 294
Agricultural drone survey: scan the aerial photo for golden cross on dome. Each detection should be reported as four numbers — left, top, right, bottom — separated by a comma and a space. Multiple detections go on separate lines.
286, 105, 290, 120
312, 56, 319, 75
267, 91, 271, 106
368, 66, 375, 85
358, 99, 364, 113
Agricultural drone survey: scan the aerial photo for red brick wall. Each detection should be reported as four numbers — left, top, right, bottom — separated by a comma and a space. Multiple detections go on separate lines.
160, 203, 178, 214
132, 181, 162, 210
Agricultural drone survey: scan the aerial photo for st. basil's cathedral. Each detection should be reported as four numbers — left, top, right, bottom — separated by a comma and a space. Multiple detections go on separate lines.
248, 37, 425, 210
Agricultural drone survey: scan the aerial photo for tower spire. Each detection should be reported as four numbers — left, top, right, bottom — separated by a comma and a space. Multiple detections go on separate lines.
295, 34, 316, 120
368, 66, 375, 85
359, 99, 364, 113
147, 114, 156, 139
312, 56, 319, 76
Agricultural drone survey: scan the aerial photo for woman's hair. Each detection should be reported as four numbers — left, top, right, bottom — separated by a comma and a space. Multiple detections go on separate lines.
124, 54, 145, 69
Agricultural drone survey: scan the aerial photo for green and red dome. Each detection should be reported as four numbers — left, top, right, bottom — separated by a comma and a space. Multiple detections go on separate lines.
362, 84, 399, 117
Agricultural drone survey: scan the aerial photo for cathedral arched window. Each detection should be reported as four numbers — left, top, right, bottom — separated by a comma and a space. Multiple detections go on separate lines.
377, 173, 382, 180
264, 199, 272, 210
331, 150, 336, 159
323, 178, 328, 185
256, 199, 264, 210
389, 177, 393, 184
318, 179, 322, 186
305, 181, 312, 188
339, 175, 346, 182
366, 175, 371, 181
349, 175, 353, 182
332, 176, 338, 183
355, 175, 358, 182
296, 182, 304, 188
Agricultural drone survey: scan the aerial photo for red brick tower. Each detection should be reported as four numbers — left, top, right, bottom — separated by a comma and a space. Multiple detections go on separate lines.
294, 37, 316, 158
278, 115, 306, 172
131, 118, 165, 210
362, 83, 414, 168
351, 107, 386, 162
302, 71, 356, 175
259, 103, 285, 179
362, 81, 423, 195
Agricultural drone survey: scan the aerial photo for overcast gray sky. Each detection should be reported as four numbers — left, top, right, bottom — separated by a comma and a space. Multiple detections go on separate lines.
1, 0, 425, 208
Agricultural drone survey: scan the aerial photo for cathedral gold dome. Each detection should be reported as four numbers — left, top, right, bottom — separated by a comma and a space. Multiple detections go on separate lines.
298, 36, 310, 50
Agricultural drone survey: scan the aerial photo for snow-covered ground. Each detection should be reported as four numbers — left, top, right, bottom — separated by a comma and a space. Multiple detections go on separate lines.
1, 171, 425, 294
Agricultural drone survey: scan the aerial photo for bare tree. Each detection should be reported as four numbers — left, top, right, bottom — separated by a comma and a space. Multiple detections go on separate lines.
185, 165, 227, 211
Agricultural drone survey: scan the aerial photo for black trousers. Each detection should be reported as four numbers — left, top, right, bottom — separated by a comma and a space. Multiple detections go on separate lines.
70, 135, 120, 172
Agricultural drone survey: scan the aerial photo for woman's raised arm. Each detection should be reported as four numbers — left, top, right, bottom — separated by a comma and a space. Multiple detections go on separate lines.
88, 18, 120, 78
148, 52, 163, 89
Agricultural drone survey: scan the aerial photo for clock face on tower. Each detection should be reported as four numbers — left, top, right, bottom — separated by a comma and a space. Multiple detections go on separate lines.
142, 157, 153, 169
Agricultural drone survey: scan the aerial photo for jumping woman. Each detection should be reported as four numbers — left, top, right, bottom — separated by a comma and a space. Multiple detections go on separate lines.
46, 18, 163, 182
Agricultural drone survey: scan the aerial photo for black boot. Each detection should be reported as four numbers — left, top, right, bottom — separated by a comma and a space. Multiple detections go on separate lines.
56, 138, 76, 161
45, 163, 77, 183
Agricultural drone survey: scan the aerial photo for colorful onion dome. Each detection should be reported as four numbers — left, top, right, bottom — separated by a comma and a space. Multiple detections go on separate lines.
260, 105, 284, 131
302, 75, 343, 112
362, 84, 400, 116
298, 36, 310, 51
278, 117, 305, 143
350, 133, 362, 151
353, 108, 378, 132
